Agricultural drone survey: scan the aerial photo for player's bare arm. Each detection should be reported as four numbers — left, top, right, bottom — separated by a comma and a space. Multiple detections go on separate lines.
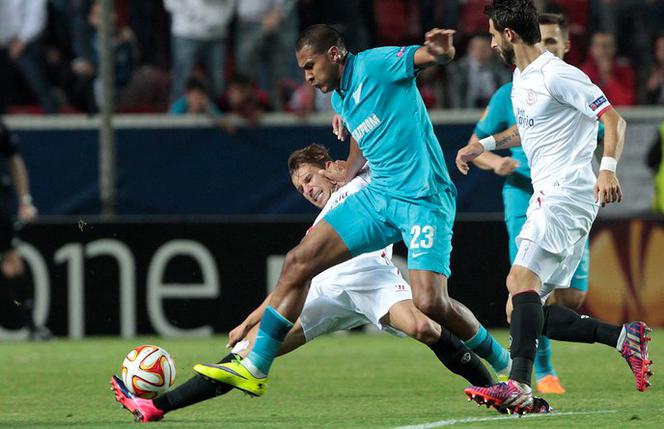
595, 108, 626, 207
468, 133, 520, 176
414, 28, 456, 68
456, 126, 521, 175
9, 154, 37, 222
324, 137, 366, 185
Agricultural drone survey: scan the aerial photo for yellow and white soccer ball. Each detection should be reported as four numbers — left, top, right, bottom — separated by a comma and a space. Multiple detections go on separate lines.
121, 345, 176, 399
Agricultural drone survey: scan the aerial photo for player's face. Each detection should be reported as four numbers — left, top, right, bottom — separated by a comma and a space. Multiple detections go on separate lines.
539, 24, 569, 60
296, 45, 342, 93
488, 19, 515, 65
291, 163, 334, 209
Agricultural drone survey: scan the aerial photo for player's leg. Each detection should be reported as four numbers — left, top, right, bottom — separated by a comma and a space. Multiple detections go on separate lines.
397, 190, 510, 376
464, 239, 555, 414
536, 243, 588, 394
1, 246, 51, 341
382, 300, 494, 386
194, 188, 398, 395
194, 220, 351, 394
111, 318, 313, 422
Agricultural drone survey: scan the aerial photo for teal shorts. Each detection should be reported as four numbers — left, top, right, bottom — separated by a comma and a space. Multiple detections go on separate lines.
503, 181, 589, 292
324, 185, 455, 276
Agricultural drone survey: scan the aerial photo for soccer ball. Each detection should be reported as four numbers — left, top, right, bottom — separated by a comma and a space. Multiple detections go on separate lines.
121, 345, 176, 399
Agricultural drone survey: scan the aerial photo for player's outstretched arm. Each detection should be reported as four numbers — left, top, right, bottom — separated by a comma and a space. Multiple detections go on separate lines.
456, 126, 521, 175
468, 133, 520, 176
414, 28, 456, 69
595, 108, 626, 207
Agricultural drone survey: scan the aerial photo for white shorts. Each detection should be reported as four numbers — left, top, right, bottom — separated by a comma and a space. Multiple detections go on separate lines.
514, 238, 586, 302
300, 270, 412, 341
515, 187, 597, 301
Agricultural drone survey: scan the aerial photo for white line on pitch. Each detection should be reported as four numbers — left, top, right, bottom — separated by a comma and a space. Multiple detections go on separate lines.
391, 409, 618, 429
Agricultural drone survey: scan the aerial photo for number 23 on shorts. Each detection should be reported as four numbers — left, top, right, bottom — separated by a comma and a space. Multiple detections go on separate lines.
410, 225, 435, 249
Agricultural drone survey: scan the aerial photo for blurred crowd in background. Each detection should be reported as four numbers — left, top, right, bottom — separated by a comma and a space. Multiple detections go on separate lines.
1, 0, 664, 122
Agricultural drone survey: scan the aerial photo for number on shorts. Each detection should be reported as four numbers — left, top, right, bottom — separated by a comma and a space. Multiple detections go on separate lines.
410, 225, 435, 249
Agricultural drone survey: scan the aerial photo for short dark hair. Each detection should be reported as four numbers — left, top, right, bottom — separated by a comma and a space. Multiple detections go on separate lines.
296, 24, 346, 54
484, 0, 541, 45
185, 76, 207, 93
288, 144, 333, 176
538, 12, 569, 38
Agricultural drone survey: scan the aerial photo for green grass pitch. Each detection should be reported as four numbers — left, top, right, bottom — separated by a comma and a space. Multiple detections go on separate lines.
0, 330, 660, 428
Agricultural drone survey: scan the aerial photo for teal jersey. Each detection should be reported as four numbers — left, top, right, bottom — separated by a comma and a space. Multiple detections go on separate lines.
331, 47, 454, 199
474, 83, 530, 180
474, 82, 605, 183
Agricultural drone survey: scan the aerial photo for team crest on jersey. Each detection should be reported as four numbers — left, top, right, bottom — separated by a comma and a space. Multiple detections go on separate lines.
352, 83, 363, 104
526, 89, 537, 105
589, 95, 607, 111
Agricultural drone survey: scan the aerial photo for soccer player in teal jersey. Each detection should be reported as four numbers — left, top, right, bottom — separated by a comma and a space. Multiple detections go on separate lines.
192, 24, 512, 396
468, 13, 605, 395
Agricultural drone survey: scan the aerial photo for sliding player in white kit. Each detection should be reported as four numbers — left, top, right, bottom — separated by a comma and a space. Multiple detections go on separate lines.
455, 0, 652, 415
111, 144, 528, 423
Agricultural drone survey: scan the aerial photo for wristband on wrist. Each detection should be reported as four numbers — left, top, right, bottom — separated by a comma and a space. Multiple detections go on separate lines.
599, 156, 617, 172
478, 135, 496, 151
20, 194, 33, 205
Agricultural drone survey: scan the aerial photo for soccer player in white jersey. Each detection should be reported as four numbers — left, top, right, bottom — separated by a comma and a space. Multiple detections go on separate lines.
455, 0, 652, 415
110, 144, 514, 423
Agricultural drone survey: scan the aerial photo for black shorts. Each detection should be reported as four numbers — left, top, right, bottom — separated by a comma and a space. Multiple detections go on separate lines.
0, 210, 17, 253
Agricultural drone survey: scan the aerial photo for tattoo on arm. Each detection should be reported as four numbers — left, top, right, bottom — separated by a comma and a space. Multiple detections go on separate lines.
495, 128, 520, 149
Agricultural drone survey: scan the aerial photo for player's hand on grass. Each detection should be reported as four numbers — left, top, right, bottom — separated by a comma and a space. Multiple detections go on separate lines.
594, 170, 622, 207
424, 28, 456, 59
227, 322, 250, 348
332, 114, 347, 141
493, 157, 519, 176
456, 142, 485, 175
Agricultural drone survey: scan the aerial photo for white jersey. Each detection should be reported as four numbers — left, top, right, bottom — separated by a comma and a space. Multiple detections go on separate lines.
512, 50, 611, 204
309, 170, 398, 290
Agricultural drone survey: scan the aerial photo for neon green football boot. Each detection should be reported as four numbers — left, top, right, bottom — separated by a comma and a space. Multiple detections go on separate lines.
193, 359, 268, 397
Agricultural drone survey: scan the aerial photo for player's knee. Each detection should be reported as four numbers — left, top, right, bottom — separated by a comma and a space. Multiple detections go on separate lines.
556, 290, 586, 310
411, 318, 441, 344
413, 294, 449, 319
505, 269, 534, 295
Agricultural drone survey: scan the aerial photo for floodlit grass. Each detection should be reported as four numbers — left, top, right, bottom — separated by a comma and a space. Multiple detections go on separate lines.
0, 330, 661, 428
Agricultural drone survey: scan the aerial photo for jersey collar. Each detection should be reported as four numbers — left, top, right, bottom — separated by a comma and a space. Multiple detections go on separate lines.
337, 53, 356, 97
522, 50, 553, 75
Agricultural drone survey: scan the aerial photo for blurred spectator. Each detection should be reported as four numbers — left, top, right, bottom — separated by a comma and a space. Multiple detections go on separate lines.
285, 82, 332, 115
458, 0, 491, 36
591, 0, 664, 74
446, 34, 510, 108
581, 32, 636, 106
219, 74, 270, 127
164, 0, 237, 100
235, 0, 298, 110
373, 0, 421, 46
298, 0, 372, 52
417, 66, 445, 109
541, 0, 591, 66
646, 121, 664, 213
170, 76, 233, 132
0, 0, 60, 114
170, 76, 222, 116
70, 0, 137, 113
643, 33, 664, 105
